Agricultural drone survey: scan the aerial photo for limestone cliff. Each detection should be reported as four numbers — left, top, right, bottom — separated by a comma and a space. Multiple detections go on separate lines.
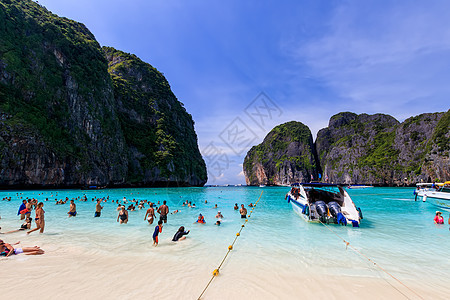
243, 121, 318, 186
104, 47, 206, 186
0, 0, 206, 188
244, 111, 449, 186
316, 111, 449, 185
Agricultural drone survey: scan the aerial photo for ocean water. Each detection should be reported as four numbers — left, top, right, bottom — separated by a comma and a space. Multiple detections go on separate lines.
0, 186, 449, 299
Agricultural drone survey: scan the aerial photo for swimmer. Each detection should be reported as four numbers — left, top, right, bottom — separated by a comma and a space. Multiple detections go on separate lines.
214, 204, 218, 209
248, 203, 254, 207
153, 220, 163, 246
240, 204, 247, 219
434, 211, 444, 224
215, 220, 221, 226
172, 226, 190, 241
171, 210, 179, 214
117, 206, 128, 224
27, 202, 45, 234
94, 200, 103, 217
68, 200, 77, 217
234, 203, 238, 210
144, 204, 155, 224
216, 211, 223, 219
157, 201, 169, 223
1, 217, 32, 234
196, 214, 205, 224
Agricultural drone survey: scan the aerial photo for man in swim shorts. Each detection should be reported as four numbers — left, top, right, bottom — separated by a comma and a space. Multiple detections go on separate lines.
94, 200, 103, 217
153, 220, 163, 246
157, 200, 169, 223
240, 204, 247, 219
68, 200, 77, 217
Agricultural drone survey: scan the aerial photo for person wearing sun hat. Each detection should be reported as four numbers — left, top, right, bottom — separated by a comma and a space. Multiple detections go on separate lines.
434, 211, 444, 224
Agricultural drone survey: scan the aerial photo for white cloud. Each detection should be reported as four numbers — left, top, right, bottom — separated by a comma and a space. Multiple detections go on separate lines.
286, 1, 450, 118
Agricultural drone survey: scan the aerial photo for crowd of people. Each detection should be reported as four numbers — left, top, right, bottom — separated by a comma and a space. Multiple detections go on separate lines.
0, 192, 255, 254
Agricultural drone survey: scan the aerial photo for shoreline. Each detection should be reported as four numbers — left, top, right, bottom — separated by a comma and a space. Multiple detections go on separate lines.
2, 241, 440, 300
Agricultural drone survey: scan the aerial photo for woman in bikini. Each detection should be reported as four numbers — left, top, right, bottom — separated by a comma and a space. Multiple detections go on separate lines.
27, 202, 45, 234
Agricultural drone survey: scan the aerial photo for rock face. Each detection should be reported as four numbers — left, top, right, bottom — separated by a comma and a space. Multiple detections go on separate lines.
0, 0, 206, 188
244, 111, 449, 186
243, 121, 319, 186
104, 47, 206, 186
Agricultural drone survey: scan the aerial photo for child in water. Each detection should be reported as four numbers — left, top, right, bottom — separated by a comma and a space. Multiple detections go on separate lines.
153, 220, 163, 246
196, 214, 205, 224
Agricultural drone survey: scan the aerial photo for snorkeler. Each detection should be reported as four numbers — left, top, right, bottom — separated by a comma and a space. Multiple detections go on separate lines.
153, 220, 163, 246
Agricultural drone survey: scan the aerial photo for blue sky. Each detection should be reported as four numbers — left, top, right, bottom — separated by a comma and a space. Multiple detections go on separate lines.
38, 0, 450, 185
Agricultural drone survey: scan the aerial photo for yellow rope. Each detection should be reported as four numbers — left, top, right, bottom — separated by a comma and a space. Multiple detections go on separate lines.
319, 221, 424, 300
197, 191, 263, 300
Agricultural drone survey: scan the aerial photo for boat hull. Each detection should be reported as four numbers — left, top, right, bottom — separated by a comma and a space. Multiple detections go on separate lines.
424, 192, 450, 210
288, 195, 313, 223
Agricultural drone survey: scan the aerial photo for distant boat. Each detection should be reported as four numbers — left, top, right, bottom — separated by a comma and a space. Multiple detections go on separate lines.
423, 181, 450, 210
286, 183, 362, 227
259, 184, 266, 188
346, 184, 373, 189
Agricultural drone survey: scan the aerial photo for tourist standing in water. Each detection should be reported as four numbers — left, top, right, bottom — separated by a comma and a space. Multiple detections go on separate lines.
157, 201, 169, 223
434, 211, 444, 224
144, 204, 155, 224
240, 204, 247, 219
68, 200, 77, 217
153, 220, 163, 246
27, 202, 45, 234
117, 206, 128, 224
94, 200, 103, 217
18, 200, 27, 220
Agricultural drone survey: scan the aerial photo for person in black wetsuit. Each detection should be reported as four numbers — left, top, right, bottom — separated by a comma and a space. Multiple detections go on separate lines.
172, 226, 189, 242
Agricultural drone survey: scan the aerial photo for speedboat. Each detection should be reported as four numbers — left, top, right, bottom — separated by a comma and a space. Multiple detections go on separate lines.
413, 182, 443, 201
286, 183, 362, 227
423, 181, 450, 210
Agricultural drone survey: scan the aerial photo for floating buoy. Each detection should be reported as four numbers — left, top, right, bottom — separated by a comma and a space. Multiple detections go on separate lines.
236, 233, 240, 236
212, 269, 219, 276
228, 245, 233, 250
241, 224, 245, 228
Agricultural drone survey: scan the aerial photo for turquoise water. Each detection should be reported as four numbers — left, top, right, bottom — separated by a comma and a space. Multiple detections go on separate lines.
1, 187, 449, 298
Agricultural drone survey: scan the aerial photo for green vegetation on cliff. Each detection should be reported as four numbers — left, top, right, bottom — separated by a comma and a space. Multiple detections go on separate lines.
244, 121, 317, 185
103, 47, 206, 184
0, 0, 206, 187
0, 0, 113, 159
